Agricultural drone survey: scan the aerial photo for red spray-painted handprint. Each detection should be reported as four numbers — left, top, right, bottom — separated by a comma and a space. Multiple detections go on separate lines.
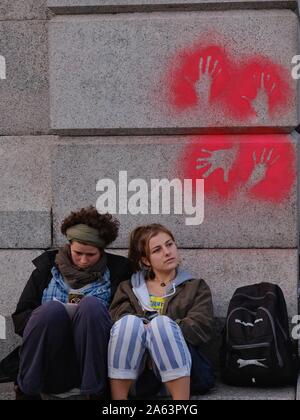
240, 136, 296, 202
196, 144, 239, 183
169, 46, 232, 110
182, 135, 241, 199
246, 148, 280, 188
224, 58, 291, 121
166, 44, 291, 121
180, 135, 296, 203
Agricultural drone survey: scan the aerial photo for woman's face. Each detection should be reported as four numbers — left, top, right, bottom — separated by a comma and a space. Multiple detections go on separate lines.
70, 241, 102, 269
143, 232, 179, 274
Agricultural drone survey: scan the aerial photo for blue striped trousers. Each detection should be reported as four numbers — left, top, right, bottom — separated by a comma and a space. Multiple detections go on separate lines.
108, 315, 192, 383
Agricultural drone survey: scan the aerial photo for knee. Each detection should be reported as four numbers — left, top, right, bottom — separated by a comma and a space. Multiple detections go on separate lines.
148, 316, 178, 340
111, 315, 145, 340
149, 315, 175, 330
77, 296, 109, 318
29, 301, 69, 329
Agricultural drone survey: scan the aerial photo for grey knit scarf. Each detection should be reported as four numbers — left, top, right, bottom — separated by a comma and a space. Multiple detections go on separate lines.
55, 245, 108, 290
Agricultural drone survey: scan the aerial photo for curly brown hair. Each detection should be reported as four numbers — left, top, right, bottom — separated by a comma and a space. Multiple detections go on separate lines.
61, 206, 120, 248
128, 224, 175, 277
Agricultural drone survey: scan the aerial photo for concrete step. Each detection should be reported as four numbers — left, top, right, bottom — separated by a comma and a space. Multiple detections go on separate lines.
1, 380, 296, 401
192, 382, 296, 400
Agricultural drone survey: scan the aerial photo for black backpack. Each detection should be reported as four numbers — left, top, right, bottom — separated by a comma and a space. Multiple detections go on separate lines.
221, 283, 297, 387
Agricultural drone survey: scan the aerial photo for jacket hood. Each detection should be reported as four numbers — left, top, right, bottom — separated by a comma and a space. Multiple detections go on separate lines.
131, 268, 194, 312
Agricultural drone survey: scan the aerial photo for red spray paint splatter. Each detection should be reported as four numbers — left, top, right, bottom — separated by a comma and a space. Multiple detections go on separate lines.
167, 44, 291, 121
181, 135, 296, 203
223, 57, 291, 120
169, 45, 233, 110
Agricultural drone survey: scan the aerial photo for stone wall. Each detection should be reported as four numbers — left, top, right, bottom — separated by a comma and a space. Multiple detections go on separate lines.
0, 0, 298, 363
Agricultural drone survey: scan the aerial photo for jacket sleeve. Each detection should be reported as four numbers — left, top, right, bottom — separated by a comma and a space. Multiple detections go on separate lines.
176, 280, 214, 347
109, 281, 138, 323
12, 269, 43, 337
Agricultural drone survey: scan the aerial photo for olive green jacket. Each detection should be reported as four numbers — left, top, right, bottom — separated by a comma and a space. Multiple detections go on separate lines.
109, 274, 214, 347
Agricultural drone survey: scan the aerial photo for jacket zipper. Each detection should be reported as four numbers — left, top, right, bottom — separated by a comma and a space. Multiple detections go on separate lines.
161, 289, 180, 316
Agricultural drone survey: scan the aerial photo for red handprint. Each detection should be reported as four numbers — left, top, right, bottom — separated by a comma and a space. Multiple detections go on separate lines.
226, 58, 291, 120
170, 45, 231, 110
166, 45, 291, 121
185, 55, 223, 106
180, 135, 296, 203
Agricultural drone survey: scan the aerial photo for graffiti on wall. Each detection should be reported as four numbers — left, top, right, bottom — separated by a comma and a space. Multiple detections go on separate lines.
181, 134, 296, 203
164, 41, 295, 203
167, 44, 291, 121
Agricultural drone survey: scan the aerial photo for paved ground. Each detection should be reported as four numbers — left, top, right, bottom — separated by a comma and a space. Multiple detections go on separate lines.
0, 381, 297, 401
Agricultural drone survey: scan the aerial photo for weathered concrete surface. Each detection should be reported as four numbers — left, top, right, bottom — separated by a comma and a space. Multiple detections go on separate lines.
51, 135, 297, 249
0, 317, 22, 363
0, 212, 51, 249
0, 250, 42, 360
179, 249, 298, 318
0, 22, 49, 135
47, 0, 298, 14
0, 137, 53, 248
0, 251, 43, 318
0, 383, 14, 400
0, 1, 48, 20
0, 250, 40, 361
108, 248, 298, 318
192, 382, 295, 400
49, 10, 297, 134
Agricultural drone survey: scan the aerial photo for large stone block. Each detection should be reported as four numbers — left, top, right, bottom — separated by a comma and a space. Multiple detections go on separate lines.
52, 134, 297, 249
0, 137, 53, 248
47, 0, 298, 14
0, 317, 21, 363
0, 250, 42, 361
0, 251, 43, 317
49, 10, 297, 134
179, 249, 298, 318
109, 248, 298, 318
0, 22, 49, 135
0, 211, 51, 249
0, 1, 48, 20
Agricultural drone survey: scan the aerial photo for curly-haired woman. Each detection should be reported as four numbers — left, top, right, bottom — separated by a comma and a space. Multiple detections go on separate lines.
12, 207, 132, 400
108, 224, 215, 400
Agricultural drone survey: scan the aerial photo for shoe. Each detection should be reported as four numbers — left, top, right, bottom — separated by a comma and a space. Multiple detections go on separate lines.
14, 384, 41, 400
41, 388, 83, 400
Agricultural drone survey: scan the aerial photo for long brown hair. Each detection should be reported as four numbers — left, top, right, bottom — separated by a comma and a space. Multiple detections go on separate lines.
128, 224, 175, 278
